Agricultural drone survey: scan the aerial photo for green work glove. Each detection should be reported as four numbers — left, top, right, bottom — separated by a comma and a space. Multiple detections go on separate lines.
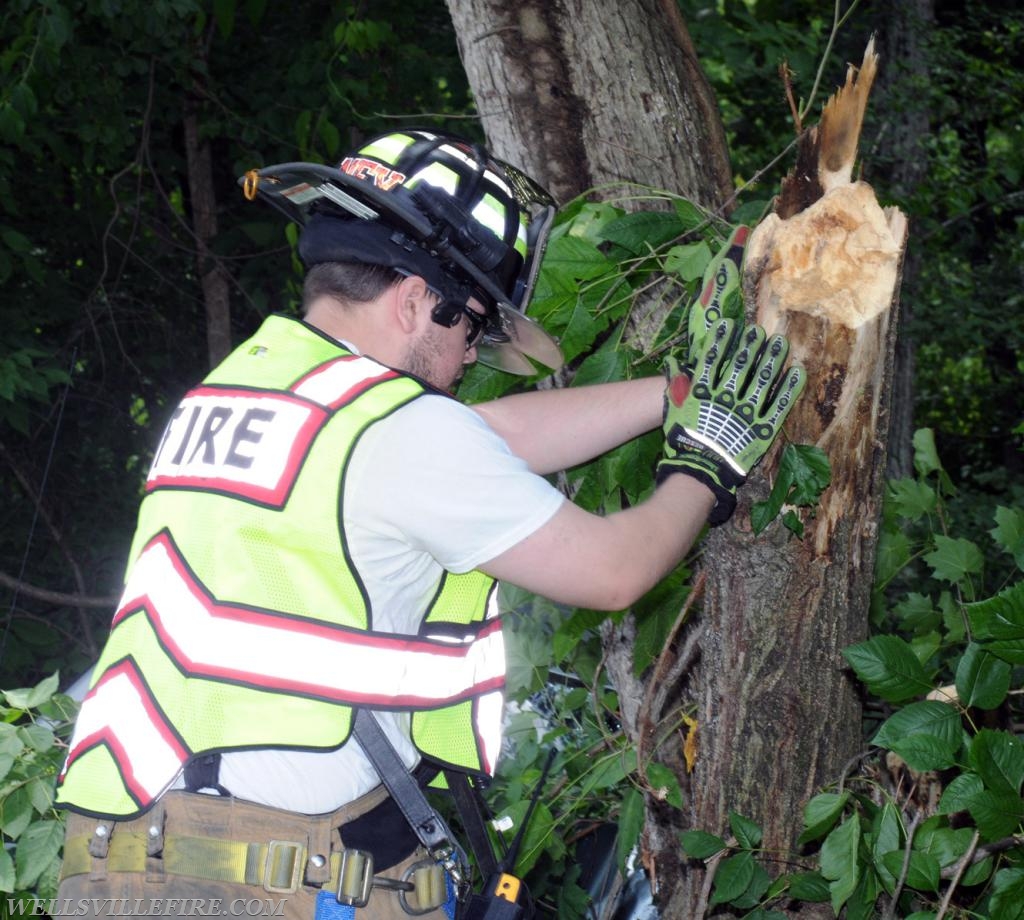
658, 318, 806, 525
684, 224, 750, 369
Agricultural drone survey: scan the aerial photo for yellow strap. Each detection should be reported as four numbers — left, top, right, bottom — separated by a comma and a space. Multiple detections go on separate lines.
62, 833, 445, 910
62, 834, 312, 891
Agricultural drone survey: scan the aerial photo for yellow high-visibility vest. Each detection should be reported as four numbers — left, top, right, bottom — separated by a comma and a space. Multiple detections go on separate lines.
57, 316, 502, 818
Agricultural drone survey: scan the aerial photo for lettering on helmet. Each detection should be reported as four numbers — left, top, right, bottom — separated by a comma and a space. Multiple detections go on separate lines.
339, 157, 406, 192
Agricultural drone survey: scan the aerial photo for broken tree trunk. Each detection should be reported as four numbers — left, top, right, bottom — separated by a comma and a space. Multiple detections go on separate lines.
663, 40, 910, 919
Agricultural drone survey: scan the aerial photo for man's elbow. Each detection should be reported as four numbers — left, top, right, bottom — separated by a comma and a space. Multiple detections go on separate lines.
576, 571, 651, 612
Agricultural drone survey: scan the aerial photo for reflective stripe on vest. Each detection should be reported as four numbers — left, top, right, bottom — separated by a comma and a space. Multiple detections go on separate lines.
56, 317, 503, 818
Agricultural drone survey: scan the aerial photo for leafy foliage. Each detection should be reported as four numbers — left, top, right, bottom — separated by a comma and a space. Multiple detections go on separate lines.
2, 2, 1022, 918
0, 0, 474, 688
0, 674, 77, 907
675, 432, 1024, 918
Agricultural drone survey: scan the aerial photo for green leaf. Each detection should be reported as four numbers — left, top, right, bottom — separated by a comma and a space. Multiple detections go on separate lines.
924, 535, 983, 584
938, 771, 983, 815
967, 790, 1024, 840
751, 443, 831, 534
731, 861, 771, 909
601, 211, 687, 254
872, 801, 903, 892
0, 847, 14, 894
961, 854, 993, 887
893, 593, 940, 633
872, 702, 960, 759
967, 582, 1024, 663
664, 241, 711, 281
786, 871, 831, 901
671, 198, 708, 233
503, 618, 555, 697
842, 635, 932, 702
875, 528, 912, 586
631, 560, 690, 674
729, 812, 762, 849
562, 202, 624, 244
571, 343, 631, 387
0, 785, 32, 838
646, 762, 683, 809
26, 778, 54, 815
557, 290, 608, 362
318, 120, 340, 157
880, 850, 940, 892
799, 791, 850, 844
888, 477, 937, 521
681, 829, 727, 859
956, 642, 1011, 709
580, 748, 637, 794
968, 729, 1024, 795
14, 818, 64, 889
781, 444, 831, 503
709, 851, 755, 906
497, 800, 557, 877
912, 428, 944, 478
990, 868, 1024, 920
18, 723, 55, 753
3, 672, 59, 710
916, 823, 979, 869
213, 0, 236, 38
541, 235, 612, 284
889, 733, 958, 772
616, 788, 644, 872
820, 816, 861, 913
990, 506, 1024, 569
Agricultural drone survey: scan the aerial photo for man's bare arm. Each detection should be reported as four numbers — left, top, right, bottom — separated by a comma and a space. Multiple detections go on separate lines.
471, 376, 666, 475
480, 474, 714, 611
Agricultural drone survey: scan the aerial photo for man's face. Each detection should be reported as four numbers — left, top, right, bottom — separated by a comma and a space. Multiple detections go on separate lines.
402, 298, 485, 392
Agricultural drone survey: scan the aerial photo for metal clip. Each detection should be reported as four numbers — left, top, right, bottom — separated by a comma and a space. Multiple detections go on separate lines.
336, 848, 374, 908
399, 860, 448, 915
264, 840, 304, 894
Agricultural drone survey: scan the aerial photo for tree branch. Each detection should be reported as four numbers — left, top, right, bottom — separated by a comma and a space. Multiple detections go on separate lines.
0, 569, 117, 609
0, 441, 101, 653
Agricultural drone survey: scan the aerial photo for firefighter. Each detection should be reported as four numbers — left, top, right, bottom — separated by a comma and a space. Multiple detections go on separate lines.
55, 130, 804, 920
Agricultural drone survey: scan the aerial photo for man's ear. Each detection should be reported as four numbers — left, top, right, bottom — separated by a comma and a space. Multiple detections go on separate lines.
393, 274, 433, 334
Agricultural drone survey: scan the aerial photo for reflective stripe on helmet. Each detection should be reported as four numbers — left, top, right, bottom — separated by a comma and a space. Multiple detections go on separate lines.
406, 160, 460, 195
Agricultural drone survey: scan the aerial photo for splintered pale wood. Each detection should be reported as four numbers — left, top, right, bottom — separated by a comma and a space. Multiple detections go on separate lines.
674, 40, 909, 917
748, 182, 908, 554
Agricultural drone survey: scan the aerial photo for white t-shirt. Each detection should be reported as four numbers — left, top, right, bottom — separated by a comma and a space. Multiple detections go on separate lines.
215, 393, 564, 813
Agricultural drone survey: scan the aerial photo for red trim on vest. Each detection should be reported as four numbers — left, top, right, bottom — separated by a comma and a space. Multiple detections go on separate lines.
112, 532, 505, 708
61, 659, 188, 804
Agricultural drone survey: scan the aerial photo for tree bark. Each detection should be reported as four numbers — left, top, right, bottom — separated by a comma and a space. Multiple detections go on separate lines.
444, 0, 731, 209
447, 8, 909, 919
669, 44, 909, 918
870, 0, 936, 480
184, 32, 232, 369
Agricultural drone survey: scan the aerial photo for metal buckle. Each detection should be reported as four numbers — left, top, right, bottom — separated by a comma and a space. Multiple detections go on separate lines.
336, 848, 374, 908
399, 860, 448, 915
264, 840, 304, 894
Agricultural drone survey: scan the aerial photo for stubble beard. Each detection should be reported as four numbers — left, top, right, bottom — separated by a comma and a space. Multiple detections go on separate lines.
403, 324, 464, 392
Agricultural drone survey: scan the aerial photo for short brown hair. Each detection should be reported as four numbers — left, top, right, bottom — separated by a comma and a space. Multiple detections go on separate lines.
301, 261, 404, 313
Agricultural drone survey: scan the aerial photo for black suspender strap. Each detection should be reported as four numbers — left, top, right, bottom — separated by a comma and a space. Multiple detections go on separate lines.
351, 709, 468, 883
444, 769, 500, 879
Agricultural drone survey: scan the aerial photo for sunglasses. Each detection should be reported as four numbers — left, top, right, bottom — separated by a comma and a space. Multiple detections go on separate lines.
461, 305, 488, 349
